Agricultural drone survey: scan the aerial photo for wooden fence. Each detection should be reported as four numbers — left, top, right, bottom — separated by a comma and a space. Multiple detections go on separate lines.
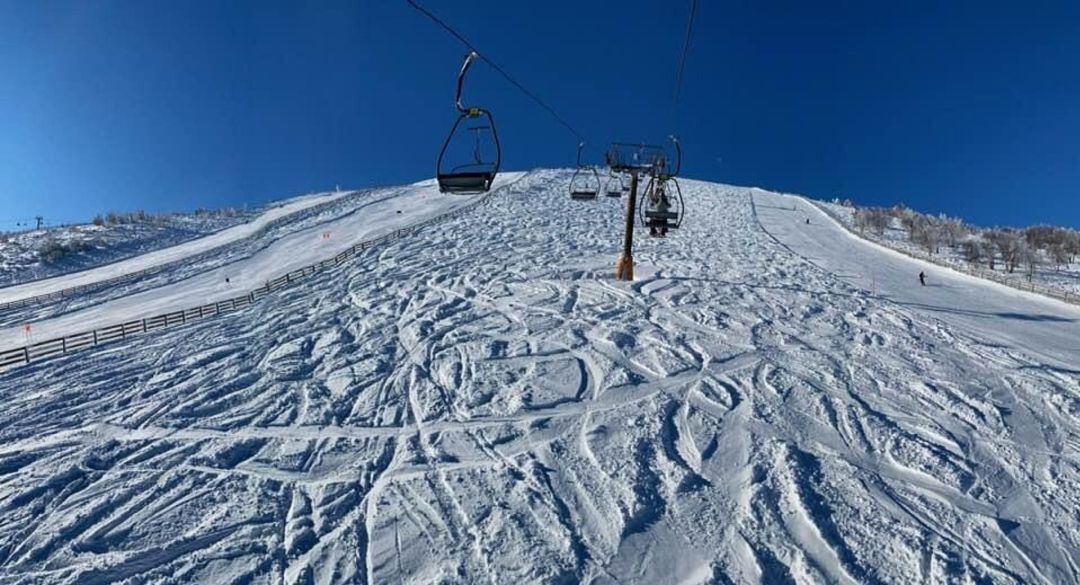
0, 177, 520, 371
0, 192, 360, 313
809, 200, 1079, 307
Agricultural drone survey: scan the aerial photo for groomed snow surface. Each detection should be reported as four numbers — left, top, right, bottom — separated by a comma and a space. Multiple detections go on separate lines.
0, 191, 343, 306
0, 170, 1077, 583
0, 175, 522, 347
0, 209, 258, 288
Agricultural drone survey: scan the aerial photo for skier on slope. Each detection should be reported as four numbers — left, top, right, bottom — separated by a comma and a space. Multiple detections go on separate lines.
919, 271, 926, 286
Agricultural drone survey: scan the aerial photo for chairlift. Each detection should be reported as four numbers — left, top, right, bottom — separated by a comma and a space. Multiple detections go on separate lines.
436, 52, 501, 194
569, 142, 600, 200
603, 169, 623, 197
639, 136, 685, 234
640, 176, 684, 235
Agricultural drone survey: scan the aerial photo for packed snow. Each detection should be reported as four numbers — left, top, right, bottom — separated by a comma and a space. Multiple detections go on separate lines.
0, 176, 522, 348
817, 199, 1080, 298
755, 190, 1080, 371
0, 208, 257, 287
0, 191, 344, 307
0, 170, 1077, 583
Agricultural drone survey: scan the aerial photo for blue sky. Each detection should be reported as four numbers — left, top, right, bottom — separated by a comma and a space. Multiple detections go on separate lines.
2, 1, 1078, 229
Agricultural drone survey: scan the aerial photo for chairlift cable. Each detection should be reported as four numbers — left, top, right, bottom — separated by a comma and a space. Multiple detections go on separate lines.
405, 0, 586, 142
671, 0, 698, 113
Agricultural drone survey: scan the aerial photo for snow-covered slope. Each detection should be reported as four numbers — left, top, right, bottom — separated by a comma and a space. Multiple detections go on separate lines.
0, 191, 343, 307
754, 189, 1080, 370
0, 176, 521, 348
815, 199, 1080, 299
0, 171, 1077, 583
0, 210, 257, 288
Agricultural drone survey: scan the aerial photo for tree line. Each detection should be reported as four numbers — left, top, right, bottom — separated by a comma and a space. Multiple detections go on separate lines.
91, 206, 244, 227
852, 204, 1080, 280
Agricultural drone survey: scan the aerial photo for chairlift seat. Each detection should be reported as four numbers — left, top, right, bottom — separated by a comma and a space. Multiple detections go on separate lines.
571, 190, 598, 200
605, 189, 621, 197
436, 54, 500, 196
646, 218, 678, 230
644, 210, 679, 221
438, 172, 494, 194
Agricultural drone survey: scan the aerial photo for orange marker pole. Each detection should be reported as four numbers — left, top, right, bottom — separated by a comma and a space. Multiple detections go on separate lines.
616, 170, 639, 281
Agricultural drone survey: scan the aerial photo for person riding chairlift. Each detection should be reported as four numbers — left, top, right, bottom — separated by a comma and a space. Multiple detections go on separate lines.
649, 183, 672, 237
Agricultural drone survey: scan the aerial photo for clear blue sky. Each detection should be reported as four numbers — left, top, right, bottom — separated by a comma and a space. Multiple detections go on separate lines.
2, 1, 1078, 229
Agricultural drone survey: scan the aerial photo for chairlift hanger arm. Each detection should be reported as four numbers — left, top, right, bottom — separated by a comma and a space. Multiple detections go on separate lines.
455, 51, 480, 113
668, 135, 682, 177
407, 0, 587, 142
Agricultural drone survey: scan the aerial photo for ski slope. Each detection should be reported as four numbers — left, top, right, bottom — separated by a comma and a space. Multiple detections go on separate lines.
0, 191, 345, 306
752, 189, 1080, 371
0, 175, 521, 348
0, 171, 1077, 584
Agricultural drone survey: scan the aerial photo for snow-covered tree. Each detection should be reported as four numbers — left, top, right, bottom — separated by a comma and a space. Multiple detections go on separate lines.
960, 236, 987, 265
854, 207, 890, 236
985, 230, 1025, 273
911, 217, 943, 254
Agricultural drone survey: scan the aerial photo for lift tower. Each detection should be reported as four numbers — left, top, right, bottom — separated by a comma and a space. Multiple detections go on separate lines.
606, 143, 669, 281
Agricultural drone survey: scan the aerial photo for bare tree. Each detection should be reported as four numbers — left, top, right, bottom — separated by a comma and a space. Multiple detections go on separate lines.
854, 207, 890, 236
939, 216, 967, 248
911, 217, 943, 254
1048, 241, 1071, 269
985, 230, 1025, 273
1021, 243, 1041, 281
960, 236, 987, 265
892, 205, 919, 240
1064, 230, 1080, 264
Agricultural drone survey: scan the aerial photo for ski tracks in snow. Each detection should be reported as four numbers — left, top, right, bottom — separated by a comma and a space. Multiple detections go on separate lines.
0, 170, 1076, 583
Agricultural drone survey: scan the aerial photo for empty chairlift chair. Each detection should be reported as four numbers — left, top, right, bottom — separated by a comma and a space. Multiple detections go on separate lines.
569, 142, 600, 200
437, 52, 501, 194
604, 170, 623, 197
